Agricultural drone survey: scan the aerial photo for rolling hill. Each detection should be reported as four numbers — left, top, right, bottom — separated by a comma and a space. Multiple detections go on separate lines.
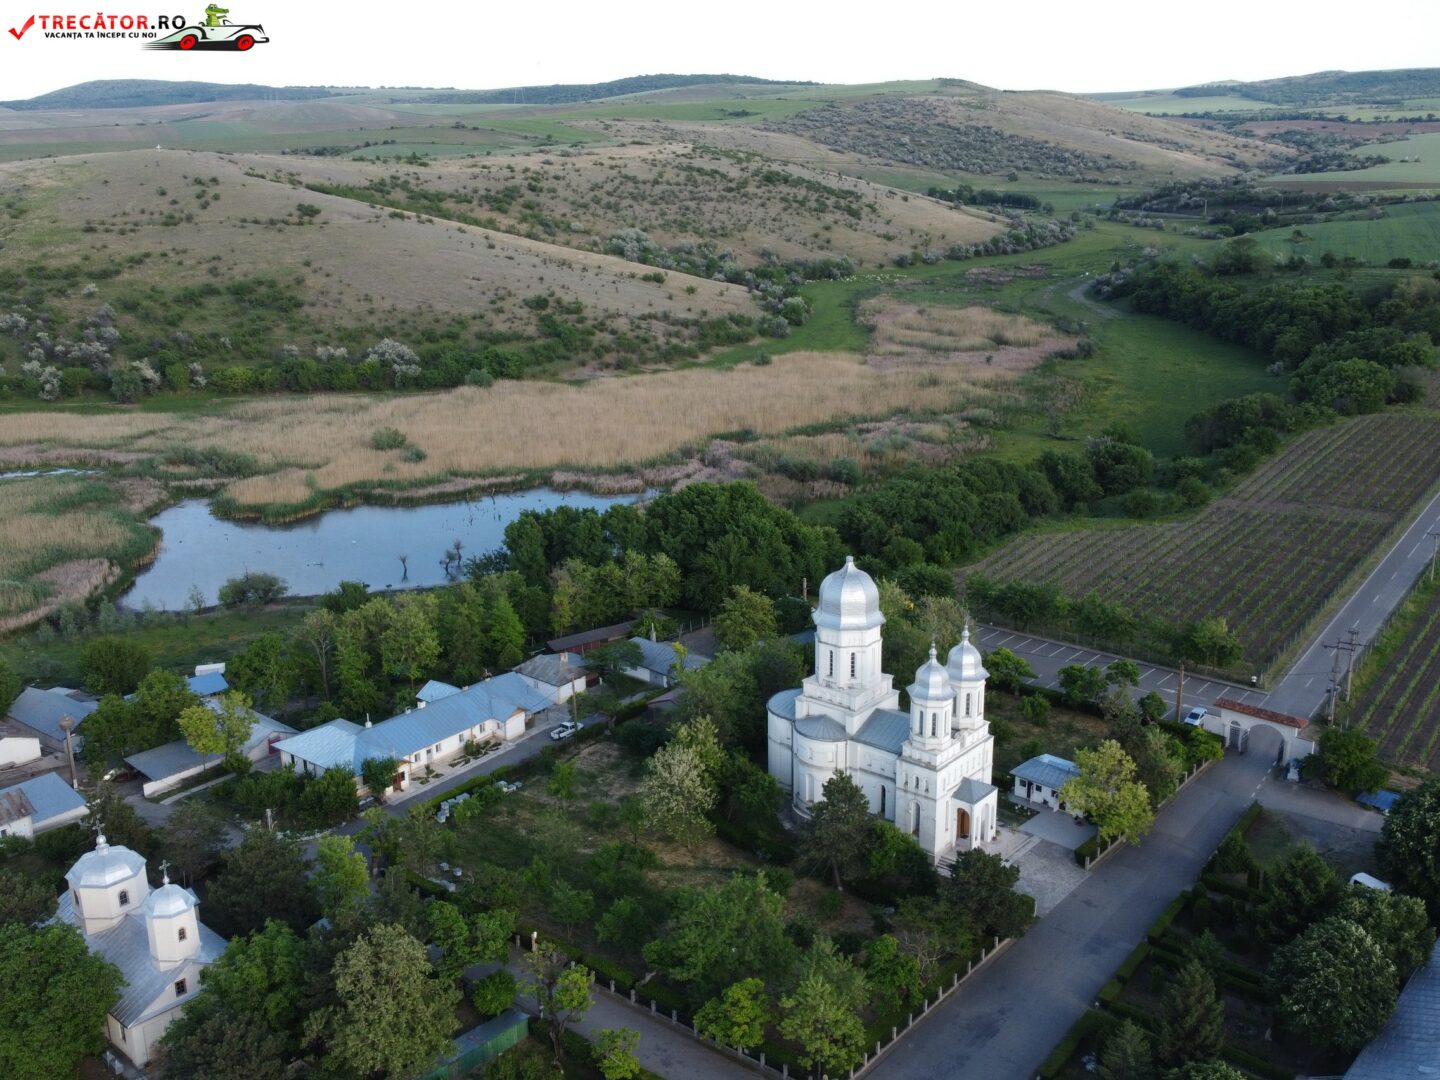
0, 80, 346, 110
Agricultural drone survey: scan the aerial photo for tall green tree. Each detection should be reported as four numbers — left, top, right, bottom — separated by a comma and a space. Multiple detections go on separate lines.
639, 738, 715, 846
1252, 843, 1341, 944
1268, 917, 1397, 1053
1336, 884, 1436, 975
486, 594, 527, 670
1378, 777, 1440, 922
306, 923, 459, 1077
1096, 1019, 1154, 1080
593, 1028, 641, 1080
1158, 959, 1225, 1066
294, 608, 339, 701
694, 978, 771, 1050
0, 868, 57, 927
983, 648, 1035, 694
314, 835, 369, 918
714, 585, 779, 652
158, 797, 228, 886
206, 829, 320, 938
1059, 740, 1154, 845
0, 655, 20, 716
863, 934, 922, 1014
943, 849, 1034, 941
523, 948, 592, 1063
380, 592, 440, 689
177, 690, 256, 768
806, 772, 876, 888
79, 636, 152, 696
778, 974, 867, 1078
0, 922, 123, 1080
227, 633, 294, 715
1313, 726, 1388, 794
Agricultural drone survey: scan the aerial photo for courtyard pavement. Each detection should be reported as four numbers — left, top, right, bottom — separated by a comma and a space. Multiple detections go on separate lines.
1013, 838, 1088, 918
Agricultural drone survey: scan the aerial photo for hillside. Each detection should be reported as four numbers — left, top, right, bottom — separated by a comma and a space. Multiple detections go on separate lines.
0, 80, 345, 110
406, 73, 814, 106
1177, 68, 1440, 107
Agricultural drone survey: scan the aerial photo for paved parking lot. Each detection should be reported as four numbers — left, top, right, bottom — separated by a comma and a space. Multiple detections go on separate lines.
1021, 806, 1096, 850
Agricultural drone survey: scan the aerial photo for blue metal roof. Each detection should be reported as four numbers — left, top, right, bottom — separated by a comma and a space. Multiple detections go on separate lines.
628, 637, 709, 676
795, 715, 848, 742
1345, 941, 1440, 1080
767, 688, 802, 721
854, 709, 910, 754
417, 680, 462, 703
186, 671, 230, 697
126, 713, 296, 781
274, 719, 363, 772
1012, 754, 1080, 790
7, 687, 97, 742
1356, 790, 1401, 813
5, 772, 87, 825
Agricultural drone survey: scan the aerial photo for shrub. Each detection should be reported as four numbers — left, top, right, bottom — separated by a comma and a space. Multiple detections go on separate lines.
217, 571, 288, 608
370, 427, 408, 450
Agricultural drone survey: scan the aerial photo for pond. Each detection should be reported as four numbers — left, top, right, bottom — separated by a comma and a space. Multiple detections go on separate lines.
123, 489, 641, 610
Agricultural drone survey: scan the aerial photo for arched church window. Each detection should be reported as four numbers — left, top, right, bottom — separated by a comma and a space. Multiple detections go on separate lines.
118, 890, 130, 907
178, 927, 187, 942
880, 786, 886, 816
930, 712, 937, 737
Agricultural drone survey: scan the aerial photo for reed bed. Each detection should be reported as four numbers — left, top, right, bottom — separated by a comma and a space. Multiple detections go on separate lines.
866, 301, 1053, 355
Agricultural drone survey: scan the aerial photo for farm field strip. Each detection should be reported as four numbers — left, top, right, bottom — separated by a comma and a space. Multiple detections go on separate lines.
970, 413, 1440, 667
1352, 586, 1440, 770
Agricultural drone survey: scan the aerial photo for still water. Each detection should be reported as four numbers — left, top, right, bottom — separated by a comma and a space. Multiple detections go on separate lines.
123, 489, 639, 610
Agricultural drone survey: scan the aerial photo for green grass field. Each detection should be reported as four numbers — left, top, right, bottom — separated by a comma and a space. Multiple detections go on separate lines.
1094, 93, 1264, 115
1279, 132, 1440, 184
1250, 201, 1440, 265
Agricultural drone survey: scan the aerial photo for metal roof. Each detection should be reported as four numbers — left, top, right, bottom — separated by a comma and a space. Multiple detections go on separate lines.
65, 836, 147, 890
546, 620, 635, 652
417, 680, 462, 703
274, 719, 363, 772
515, 652, 589, 687
1012, 754, 1081, 790
6, 686, 97, 742
1345, 940, 1440, 1080
125, 713, 297, 781
854, 709, 910, 754
795, 716, 848, 742
0, 787, 35, 827
3, 772, 86, 826
185, 671, 230, 697
954, 777, 998, 805
767, 688, 803, 721
628, 637, 709, 676
815, 555, 884, 633
55, 891, 225, 1026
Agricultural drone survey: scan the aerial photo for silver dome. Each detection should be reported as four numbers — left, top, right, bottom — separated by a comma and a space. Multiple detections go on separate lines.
143, 877, 197, 919
946, 627, 988, 683
909, 645, 953, 704
65, 834, 147, 890
813, 556, 884, 632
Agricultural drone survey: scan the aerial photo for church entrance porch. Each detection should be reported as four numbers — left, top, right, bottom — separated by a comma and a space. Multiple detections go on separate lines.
956, 807, 970, 842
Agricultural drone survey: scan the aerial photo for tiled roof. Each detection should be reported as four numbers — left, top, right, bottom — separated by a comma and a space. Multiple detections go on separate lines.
3, 772, 86, 826
1013, 754, 1081, 790
854, 709, 910, 755
55, 892, 225, 1026
515, 653, 589, 687
1214, 697, 1309, 729
125, 713, 296, 781
1345, 941, 1440, 1079
6, 686, 97, 742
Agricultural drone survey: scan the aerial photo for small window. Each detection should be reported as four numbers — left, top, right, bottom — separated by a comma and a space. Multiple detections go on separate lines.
827, 650, 834, 678
119, 1027, 126, 1043
965, 693, 972, 717
930, 712, 937, 737
849, 652, 856, 679
174, 978, 188, 998
177, 927, 188, 942
118, 889, 130, 907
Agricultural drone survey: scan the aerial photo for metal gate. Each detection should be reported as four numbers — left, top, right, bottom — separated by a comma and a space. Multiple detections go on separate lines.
1228, 720, 1249, 753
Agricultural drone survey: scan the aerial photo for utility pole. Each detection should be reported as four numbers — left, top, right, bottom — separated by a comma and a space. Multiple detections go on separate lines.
57, 714, 78, 788
1342, 627, 1363, 701
1428, 529, 1440, 584
1173, 663, 1185, 725
1324, 646, 1343, 724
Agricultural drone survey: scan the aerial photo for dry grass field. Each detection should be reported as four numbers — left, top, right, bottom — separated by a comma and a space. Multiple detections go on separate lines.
0, 347, 1038, 511
861, 298, 1075, 369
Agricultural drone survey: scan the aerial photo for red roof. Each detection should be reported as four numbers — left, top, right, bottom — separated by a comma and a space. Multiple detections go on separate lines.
1214, 697, 1309, 729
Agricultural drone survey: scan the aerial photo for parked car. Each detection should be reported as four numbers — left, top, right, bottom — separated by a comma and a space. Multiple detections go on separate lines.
1349, 872, 1392, 892
146, 22, 268, 50
549, 720, 580, 741
1182, 707, 1208, 727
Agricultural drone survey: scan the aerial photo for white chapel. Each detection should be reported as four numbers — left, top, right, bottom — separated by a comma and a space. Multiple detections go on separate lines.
56, 833, 226, 1068
767, 556, 999, 860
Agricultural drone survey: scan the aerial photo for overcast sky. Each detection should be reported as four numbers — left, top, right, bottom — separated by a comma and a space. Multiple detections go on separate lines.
2, 0, 1437, 102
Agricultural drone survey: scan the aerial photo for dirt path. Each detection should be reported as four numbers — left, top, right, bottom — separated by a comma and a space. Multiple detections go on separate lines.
1065, 277, 1118, 320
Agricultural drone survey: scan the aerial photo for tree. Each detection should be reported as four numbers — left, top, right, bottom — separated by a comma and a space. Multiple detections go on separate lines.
1295, 357, 1394, 415
158, 797, 227, 885
806, 772, 873, 888
589, 639, 644, 681
1378, 777, 1440, 921
486, 594, 527, 670
0, 922, 123, 1080
524, 949, 592, 1063
639, 738, 715, 846
1105, 658, 1140, 688
1178, 617, 1243, 668
943, 848, 1034, 941
227, 633, 294, 716
694, 978, 771, 1050
206, 830, 320, 938
1252, 843, 1341, 944
547, 880, 595, 936
177, 690, 255, 768
295, 608, 339, 700
86, 781, 153, 854
306, 923, 459, 1077
983, 647, 1034, 694
218, 571, 288, 607
1158, 959, 1225, 1066
300, 766, 360, 827
158, 1006, 291, 1080
714, 585, 779, 652
1268, 917, 1397, 1053
863, 934, 922, 1014
593, 1028, 641, 1080
0, 655, 20, 717
0, 868, 56, 927
1313, 726, 1388, 794
472, 969, 518, 1019
315, 835, 369, 917
1060, 740, 1155, 845
79, 636, 151, 695
1165, 1063, 1245, 1080
1336, 884, 1436, 976
1058, 663, 1108, 706
360, 756, 399, 801
643, 871, 796, 999
380, 592, 440, 689
778, 974, 867, 1077
1096, 1019, 1154, 1080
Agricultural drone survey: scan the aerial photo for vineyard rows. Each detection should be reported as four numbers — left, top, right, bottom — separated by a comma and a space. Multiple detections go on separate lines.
1351, 586, 1440, 771
971, 413, 1440, 667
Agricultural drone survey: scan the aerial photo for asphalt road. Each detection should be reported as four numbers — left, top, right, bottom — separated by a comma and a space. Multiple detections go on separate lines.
974, 626, 1266, 716
1263, 482, 1440, 717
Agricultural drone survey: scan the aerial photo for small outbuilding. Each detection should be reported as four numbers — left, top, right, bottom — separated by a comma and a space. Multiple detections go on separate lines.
125, 711, 296, 797
623, 636, 710, 688
1012, 754, 1080, 811
514, 652, 593, 705
546, 620, 635, 656
0, 771, 88, 839
6, 686, 97, 752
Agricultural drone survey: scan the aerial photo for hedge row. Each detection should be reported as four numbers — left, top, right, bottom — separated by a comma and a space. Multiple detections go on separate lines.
1201, 872, 1261, 902
1036, 1010, 1114, 1080
1222, 1041, 1298, 1080
1146, 896, 1188, 944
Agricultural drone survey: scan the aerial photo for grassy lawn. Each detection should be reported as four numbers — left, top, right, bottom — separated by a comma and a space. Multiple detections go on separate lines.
1249, 201, 1440, 266
1280, 132, 1440, 184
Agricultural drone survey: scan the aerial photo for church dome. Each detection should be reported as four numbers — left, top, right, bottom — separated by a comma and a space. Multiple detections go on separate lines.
946, 627, 988, 683
814, 556, 884, 632
143, 879, 197, 919
909, 645, 953, 704
65, 834, 147, 890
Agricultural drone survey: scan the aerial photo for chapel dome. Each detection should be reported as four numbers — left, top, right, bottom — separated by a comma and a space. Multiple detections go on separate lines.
909, 645, 953, 704
814, 556, 884, 632
946, 627, 988, 683
143, 879, 197, 919
65, 834, 147, 890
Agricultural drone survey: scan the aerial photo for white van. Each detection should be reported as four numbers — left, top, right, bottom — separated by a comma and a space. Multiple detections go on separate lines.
1349, 872, 1392, 892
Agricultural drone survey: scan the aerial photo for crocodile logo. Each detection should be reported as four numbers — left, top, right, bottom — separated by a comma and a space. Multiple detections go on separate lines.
145, 5, 268, 50
203, 4, 230, 26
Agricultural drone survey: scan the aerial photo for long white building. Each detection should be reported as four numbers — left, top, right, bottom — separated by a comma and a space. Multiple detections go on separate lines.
767, 556, 999, 861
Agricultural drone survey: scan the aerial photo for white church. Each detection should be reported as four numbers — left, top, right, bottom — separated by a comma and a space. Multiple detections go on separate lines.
56, 833, 226, 1068
767, 556, 999, 861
